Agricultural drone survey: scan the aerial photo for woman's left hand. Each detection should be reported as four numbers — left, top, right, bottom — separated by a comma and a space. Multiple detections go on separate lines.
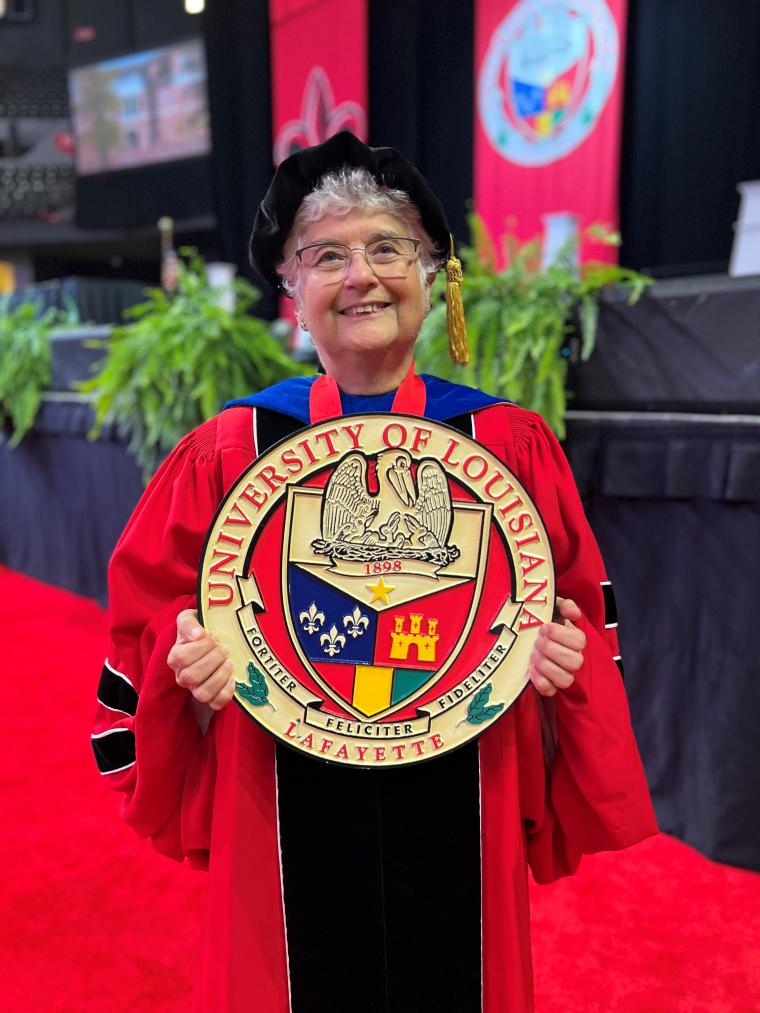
528, 597, 587, 697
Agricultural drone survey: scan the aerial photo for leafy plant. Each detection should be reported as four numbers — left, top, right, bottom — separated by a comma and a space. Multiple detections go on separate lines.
81, 249, 307, 477
0, 297, 56, 447
416, 215, 651, 438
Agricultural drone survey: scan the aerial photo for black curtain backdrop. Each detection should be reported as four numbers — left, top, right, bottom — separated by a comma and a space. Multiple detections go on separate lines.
368, 0, 474, 249
620, 0, 760, 274
202, 0, 277, 317
199, 0, 760, 287
3, 1, 759, 276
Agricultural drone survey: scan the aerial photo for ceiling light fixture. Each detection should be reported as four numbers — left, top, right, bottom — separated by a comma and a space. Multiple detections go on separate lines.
184, 0, 205, 13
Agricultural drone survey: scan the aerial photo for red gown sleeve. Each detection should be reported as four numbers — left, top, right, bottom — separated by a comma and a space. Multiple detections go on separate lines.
91, 417, 224, 866
480, 405, 658, 883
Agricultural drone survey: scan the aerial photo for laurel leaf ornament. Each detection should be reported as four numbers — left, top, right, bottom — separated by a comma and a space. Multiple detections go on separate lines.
465, 683, 504, 725
236, 661, 271, 708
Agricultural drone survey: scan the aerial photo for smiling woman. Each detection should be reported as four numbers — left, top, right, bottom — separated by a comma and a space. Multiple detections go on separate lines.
92, 131, 657, 1013
291, 207, 433, 389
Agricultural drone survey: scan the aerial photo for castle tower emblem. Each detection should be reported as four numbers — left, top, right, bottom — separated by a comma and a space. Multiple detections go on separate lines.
389, 613, 439, 663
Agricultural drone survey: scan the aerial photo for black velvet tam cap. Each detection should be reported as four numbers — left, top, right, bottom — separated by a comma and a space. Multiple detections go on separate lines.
249, 131, 451, 291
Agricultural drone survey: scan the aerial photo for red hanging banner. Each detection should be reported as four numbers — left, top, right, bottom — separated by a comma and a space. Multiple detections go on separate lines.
270, 0, 368, 168
269, 0, 368, 330
474, 0, 628, 264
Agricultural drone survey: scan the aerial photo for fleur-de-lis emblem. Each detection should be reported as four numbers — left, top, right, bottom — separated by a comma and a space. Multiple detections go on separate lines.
320, 624, 346, 657
343, 607, 369, 639
299, 602, 325, 635
273, 67, 368, 166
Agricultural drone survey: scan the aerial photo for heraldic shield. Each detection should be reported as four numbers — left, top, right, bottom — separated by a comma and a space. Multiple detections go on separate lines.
198, 414, 555, 768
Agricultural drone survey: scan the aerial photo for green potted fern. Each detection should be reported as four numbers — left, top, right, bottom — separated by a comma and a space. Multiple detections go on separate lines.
81, 249, 307, 477
0, 298, 73, 447
416, 216, 650, 438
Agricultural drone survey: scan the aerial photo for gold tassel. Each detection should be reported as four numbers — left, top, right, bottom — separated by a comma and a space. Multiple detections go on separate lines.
445, 234, 469, 365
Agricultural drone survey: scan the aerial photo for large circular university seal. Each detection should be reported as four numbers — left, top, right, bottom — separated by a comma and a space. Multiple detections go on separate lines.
199, 415, 554, 767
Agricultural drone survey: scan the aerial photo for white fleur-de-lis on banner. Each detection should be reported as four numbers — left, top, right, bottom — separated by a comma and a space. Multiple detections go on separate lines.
299, 602, 325, 635
273, 66, 367, 166
320, 624, 346, 657
343, 607, 369, 639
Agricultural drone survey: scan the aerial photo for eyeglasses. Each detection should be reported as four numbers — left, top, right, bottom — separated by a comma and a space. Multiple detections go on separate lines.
295, 237, 421, 278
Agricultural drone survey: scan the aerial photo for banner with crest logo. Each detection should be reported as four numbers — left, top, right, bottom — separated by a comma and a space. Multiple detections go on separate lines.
475, 0, 628, 263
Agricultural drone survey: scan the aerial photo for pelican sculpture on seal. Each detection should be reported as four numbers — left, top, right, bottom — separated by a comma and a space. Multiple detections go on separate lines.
320, 449, 453, 550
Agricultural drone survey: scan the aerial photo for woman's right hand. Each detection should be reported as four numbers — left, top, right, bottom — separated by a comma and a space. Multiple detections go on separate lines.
167, 609, 236, 711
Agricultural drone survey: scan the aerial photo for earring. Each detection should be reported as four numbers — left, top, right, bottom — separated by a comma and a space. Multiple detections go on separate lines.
297, 317, 308, 332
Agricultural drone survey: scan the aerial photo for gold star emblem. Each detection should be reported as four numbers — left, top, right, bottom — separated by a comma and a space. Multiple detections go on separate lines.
366, 576, 395, 605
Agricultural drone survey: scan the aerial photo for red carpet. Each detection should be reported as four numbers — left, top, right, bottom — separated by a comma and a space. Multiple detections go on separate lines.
3, 565, 759, 1011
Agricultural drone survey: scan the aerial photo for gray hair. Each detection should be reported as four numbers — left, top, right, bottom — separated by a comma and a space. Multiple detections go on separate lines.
277, 166, 445, 301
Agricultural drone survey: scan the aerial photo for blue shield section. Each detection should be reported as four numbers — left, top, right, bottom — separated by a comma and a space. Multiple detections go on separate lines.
512, 79, 545, 117
288, 565, 377, 666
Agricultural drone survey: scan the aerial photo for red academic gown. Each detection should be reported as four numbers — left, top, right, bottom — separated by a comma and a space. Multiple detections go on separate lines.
92, 398, 657, 1012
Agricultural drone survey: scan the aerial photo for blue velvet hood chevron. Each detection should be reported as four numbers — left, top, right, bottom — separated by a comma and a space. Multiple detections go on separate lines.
224, 373, 505, 423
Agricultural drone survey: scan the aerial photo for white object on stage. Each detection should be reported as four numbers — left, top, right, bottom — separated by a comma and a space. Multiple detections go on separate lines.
729, 180, 760, 276
207, 262, 236, 312
541, 211, 580, 273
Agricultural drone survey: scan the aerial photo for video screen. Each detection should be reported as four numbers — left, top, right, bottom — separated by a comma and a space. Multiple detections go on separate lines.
68, 38, 211, 176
